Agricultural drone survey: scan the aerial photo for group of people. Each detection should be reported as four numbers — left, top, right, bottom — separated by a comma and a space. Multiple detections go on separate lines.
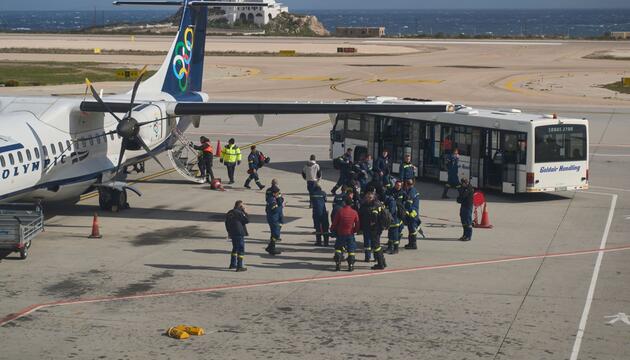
192, 137, 269, 190
223, 146, 476, 273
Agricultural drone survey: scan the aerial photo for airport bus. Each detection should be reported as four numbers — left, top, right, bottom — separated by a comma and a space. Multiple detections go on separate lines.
330, 98, 589, 193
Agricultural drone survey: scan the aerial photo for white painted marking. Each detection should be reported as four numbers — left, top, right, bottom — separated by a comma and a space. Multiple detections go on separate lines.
590, 186, 630, 193
605, 313, 630, 325
364, 40, 563, 46
590, 153, 630, 157
570, 192, 617, 360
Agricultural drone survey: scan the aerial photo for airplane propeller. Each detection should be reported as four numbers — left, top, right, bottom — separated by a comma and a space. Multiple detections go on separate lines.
85, 66, 166, 177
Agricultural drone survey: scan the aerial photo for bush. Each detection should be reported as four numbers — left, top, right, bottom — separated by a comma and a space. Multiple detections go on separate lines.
4, 79, 19, 87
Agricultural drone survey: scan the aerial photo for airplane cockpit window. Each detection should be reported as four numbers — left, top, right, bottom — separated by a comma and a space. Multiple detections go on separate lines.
26, 149, 32, 161
50, 144, 56, 155
0, 155, 5, 167
17, 151, 23, 163
8, 153, 15, 165
34, 148, 40, 159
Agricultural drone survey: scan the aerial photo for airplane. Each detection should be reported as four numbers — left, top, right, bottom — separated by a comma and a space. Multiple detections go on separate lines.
0, 0, 453, 212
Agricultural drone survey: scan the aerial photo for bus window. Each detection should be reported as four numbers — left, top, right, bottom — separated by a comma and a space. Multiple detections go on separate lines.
345, 115, 368, 140
452, 126, 472, 156
379, 117, 411, 163
331, 117, 345, 142
535, 125, 586, 163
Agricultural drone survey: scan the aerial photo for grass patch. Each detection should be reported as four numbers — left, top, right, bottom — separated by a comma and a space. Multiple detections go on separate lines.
0, 61, 155, 86
601, 81, 630, 95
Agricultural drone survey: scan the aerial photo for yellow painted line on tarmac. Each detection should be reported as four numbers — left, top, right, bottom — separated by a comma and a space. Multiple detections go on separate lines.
267, 76, 343, 81
367, 78, 443, 84
79, 119, 331, 202
502, 75, 539, 95
330, 79, 365, 97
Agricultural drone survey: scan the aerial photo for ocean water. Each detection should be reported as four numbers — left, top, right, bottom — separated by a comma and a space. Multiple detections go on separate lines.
0, 9, 629, 37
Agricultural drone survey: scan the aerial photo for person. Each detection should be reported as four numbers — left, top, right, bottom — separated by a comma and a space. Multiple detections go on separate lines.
191, 136, 214, 183
374, 149, 392, 187
365, 173, 385, 201
331, 185, 349, 223
457, 177, 474, 241
403, 179, 424, 250
388, 179, 407, 241
443, 135, 453, 155
302, 154, 322, 208
442, 148, 460, 199
357, 154, 373, 192
331, 147, 353, 194
264, 182, 283, 255
225, 200, 249, 272
331, 197, 360, 272
220, 138, 241, 184
244, 145, 266, 190
384, 194, 404, 254
359, 192, 388, 270
400, 153, 416, 182
310, 185, 330, 247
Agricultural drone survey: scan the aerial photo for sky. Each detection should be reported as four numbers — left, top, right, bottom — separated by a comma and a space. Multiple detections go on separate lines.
2, 0, 630, 11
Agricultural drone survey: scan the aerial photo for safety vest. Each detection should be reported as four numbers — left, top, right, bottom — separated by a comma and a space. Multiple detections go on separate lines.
221, 144, 242, 163
202, 142, 214, 154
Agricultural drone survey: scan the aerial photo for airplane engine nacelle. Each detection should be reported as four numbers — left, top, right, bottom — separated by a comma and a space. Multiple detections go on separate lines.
134, 103, 168, 147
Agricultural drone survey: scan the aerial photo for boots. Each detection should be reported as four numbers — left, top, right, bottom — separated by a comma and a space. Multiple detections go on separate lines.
315, 234, 323, 247
364, 251, 372, 263
331, 185, 339, 195
236, 256, 247, 272
393, 243, 399, 254
347, 255, 356, 272
385, 241, 394, 254
257, 182, 265, 190
244, 179, 251, 189
371, 252, 386, 270
229, 253, 237, 269
265, 240, 282, 255
404, 235, 418, 250
441, 186, 449, 199
334, 251, 342, 271
323, 234, 330, 247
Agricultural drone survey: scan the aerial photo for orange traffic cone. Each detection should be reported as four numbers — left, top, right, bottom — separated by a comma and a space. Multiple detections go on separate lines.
88, 213, 103, 238
215, 139, 222, 157
475, 203, 493, 229
211, 178, 225, 192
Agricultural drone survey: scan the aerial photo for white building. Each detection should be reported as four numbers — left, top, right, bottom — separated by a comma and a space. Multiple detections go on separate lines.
218, 0, 288, 26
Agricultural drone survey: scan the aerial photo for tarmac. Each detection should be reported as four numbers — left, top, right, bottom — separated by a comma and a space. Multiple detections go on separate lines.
1, 36, 630, 359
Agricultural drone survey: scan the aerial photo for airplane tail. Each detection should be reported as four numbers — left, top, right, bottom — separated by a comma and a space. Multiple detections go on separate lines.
137, 0, 208, 101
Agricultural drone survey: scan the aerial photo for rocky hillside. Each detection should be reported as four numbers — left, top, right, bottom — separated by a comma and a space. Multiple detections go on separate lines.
264, 13, 329, 37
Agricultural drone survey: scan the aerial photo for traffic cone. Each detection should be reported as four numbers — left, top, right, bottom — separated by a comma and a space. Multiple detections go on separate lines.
216, 139, 222, 157
211, 178, 225, 191
475, 203, 494, 229
88, 213, 103, 238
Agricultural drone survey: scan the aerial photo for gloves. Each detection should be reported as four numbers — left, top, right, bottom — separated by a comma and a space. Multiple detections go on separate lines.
189, 142, 194, 147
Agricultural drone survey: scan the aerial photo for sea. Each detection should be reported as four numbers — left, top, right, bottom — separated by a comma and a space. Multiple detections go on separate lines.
0, 9, 629, 37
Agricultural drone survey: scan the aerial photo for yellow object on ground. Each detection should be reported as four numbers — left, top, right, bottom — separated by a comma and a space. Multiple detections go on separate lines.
174, 325, 205, 336
93, 48, 101, 54
279, 50, 296, 56
623, 77, 630, 87
166, 327, 190, 339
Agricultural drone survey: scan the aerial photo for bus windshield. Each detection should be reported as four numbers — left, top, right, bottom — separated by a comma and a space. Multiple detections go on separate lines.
535, 124, 587, 163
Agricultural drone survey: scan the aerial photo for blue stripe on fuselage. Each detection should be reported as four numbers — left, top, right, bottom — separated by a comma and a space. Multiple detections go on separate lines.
0, 143, 24, 154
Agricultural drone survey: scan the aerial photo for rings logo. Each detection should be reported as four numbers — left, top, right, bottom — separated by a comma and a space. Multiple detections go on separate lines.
172, 26, 194, 93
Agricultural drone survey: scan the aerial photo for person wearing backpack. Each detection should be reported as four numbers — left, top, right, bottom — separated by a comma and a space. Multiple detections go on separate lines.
244, 145, 266, 190
331, 147, 353, 194
225, 200, 250, 272
384, 194, 403, 254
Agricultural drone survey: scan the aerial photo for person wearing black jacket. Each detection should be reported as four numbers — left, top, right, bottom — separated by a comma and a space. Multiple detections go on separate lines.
457, 178, 474, 242
225, 200, 250, 271
359, 192, 388, 270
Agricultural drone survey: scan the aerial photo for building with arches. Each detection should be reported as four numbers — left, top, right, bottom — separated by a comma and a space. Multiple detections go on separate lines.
218, 0, 288, 26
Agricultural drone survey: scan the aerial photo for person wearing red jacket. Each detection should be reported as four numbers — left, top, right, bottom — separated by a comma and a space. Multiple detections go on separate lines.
331, 197, 360, 271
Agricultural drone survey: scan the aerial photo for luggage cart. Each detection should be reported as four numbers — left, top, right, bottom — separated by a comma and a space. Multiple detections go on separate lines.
0, 204, 44, 260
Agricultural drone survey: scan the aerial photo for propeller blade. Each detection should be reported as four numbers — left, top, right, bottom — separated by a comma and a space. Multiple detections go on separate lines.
85, 78, 122, 123
114, 144, 126, 178
137, 137, 166, 170
126, 65, 148, 119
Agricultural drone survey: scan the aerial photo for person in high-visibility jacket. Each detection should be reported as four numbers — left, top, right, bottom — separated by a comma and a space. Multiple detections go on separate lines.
220, 138, 241, 184
191, 136, 214, 183
403, 179, 424, 250
400, 153, 416, 182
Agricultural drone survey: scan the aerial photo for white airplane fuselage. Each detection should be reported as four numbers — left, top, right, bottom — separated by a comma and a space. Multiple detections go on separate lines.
0, 95, 186, 204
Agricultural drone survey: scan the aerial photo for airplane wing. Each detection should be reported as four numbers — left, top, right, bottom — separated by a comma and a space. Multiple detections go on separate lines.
79, 100, 454, 115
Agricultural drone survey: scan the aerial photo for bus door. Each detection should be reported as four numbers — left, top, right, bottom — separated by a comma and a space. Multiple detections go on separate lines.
330, 116, 346, 159
422, 123, 441, 179
417, 123, 426, 177
484, 129, 503, 190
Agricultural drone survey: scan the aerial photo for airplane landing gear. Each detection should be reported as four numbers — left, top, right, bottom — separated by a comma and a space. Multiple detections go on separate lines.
98, 188, 129, 212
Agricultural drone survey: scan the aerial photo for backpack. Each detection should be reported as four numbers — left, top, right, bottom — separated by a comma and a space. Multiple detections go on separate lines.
333, 156, 343, 170
257, 151, 269, 167
377, 203, 393, 229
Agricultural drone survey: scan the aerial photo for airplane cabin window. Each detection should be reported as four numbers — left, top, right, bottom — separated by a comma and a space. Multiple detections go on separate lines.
17, 151, 23, 163
96, 136, 101, 144
50, 144, 56, 155
42, 146, 48, 157
66, 140, 71, 150
89, 137, 94, 146
8, 153, 15, 165
81, 139, 87, 148
0, 155, 5, 167
26, 149, 32, 161
34, 148, 40, 159
58, 142, 63, 153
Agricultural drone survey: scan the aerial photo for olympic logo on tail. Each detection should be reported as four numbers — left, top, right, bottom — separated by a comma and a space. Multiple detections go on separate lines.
172, 27, 194, 92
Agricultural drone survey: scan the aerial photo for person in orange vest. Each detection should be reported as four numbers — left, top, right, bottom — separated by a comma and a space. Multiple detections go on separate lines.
191, 136, 214, 183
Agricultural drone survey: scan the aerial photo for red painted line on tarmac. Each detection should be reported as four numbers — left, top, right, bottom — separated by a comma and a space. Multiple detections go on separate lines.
3, 244, 630, 327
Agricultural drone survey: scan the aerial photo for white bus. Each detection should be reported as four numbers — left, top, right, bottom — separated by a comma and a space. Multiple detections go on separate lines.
330, 99, 589, 194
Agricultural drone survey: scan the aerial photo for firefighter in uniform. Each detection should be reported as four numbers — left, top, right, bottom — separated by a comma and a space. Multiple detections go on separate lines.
310, 185, 330, 247
220, 138, 241, 184
361, 192, 388, 270
384, 194, 403, 254
191, 136, 214, 182
264, 181, 283, 255
331, 197, 360, 272
400, 153, 416, 183
403, 179, 424, 249
331, 148, 353, 194
388, 180, 408, 241
225, 200, 249, 272
244, 145, 266, 190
